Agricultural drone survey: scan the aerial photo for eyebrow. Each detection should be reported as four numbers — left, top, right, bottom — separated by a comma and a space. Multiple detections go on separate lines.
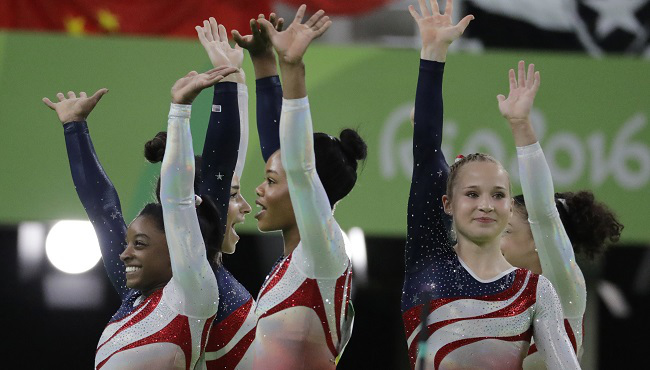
134, 234, 150, 239
231, 185, 240, 190
266, 169, 279, 175
462, 185, 507, 190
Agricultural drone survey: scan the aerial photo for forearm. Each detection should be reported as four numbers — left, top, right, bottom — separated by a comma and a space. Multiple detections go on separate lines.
252, 53, 279, 79
256, 75, 282, 161
510, 118, 538, 147
519, 143, 587, 317
278, 62, 306, 99
235, 83, 249, 178
200, 84, 241, 233
280, 97, 347, 277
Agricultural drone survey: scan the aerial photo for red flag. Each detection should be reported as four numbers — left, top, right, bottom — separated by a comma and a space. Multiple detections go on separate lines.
0, 0, 395, 38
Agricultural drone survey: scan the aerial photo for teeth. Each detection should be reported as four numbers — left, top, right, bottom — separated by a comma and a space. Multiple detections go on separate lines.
125, 266, 141, 273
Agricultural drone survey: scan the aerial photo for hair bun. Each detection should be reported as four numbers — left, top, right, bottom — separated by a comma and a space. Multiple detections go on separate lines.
339, 128, 367, 162
144, 131, 167, 163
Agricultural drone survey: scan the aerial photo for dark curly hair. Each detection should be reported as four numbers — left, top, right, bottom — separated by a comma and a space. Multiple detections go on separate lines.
141, 131, 223, 266
314, 128, 368, 207
513, 190, 624, 259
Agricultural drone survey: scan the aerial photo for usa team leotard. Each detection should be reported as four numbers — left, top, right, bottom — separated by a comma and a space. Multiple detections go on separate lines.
400, 59, 580, 370
62, 85, 253, 369
249, 97, 353, 369
94, 103, 218, 369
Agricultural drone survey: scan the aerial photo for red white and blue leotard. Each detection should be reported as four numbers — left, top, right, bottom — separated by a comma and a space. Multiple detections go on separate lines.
248, 97, 353, 369
62, 82, 261, 369
95, 104, 218, 369
401, 60, 580, 370
199, 82, 258, 369
517, 142, 587, 368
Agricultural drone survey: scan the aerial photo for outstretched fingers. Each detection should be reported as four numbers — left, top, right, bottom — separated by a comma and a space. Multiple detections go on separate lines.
526, 63, 535, 88
90, 88, 109, 102
517, 60, 525, 89
292, 4, 307, 25
455, 14, 474, 34
67, 91, 77, 99
418, 0, 432, 17
42, 97, 56, 109
508, 68, 517, 93
445, 0, 453, 15
56, 92, 66, 102
305, 9, 325, 28
408, 5, 422, 21
313, 16, 331, 36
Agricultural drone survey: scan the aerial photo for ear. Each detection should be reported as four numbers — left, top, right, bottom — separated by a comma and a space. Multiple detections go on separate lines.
442, 194, 452, 215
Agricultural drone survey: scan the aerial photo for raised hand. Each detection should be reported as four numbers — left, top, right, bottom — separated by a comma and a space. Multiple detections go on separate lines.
497, 61, 541, 125
196, 17, 244, 83
232, 13, 284, 59
171, 66, 238, 105
257, 4, 331, 64
43, 89, 108, 124
408, 0, 473, 61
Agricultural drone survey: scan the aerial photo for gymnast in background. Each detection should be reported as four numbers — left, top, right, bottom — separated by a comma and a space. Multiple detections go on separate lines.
498, 61, 623, 369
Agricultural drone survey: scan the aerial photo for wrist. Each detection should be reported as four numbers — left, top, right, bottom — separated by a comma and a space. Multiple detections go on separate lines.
221, 69, 246, 84
421, 44, 449, 62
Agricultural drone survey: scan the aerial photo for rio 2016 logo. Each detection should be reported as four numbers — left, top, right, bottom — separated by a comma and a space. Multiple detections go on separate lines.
380, 103, 650, 190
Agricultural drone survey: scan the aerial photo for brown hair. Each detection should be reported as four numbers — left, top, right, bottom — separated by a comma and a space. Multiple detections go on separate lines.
445, 153, 511, 199
513, 191, 624, 259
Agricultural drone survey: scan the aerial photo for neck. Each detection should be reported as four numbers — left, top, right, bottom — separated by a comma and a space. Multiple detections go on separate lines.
140, 284, 165, 299
281, 223, 301, 257
528, 255, 543, 275
454, 235, 513, 280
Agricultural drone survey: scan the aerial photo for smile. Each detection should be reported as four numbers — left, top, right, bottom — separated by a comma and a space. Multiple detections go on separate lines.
125, 266, 142, 273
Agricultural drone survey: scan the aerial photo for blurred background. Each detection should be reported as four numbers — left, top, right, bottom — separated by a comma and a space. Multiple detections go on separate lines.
1, 0, 649, 368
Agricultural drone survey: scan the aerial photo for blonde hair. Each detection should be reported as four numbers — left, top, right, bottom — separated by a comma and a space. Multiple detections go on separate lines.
446, 153, 511, 199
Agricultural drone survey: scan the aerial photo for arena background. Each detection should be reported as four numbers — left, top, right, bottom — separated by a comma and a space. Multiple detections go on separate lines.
1, 0, 649, 368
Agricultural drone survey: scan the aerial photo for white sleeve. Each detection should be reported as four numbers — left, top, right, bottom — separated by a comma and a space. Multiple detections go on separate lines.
532, 276, 581, 370
234, 83, 249, 179
279, 97, 349, 279
161, 103, 219, 317
517, 142, 586, 319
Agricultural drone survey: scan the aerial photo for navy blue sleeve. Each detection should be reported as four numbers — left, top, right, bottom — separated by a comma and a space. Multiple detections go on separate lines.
256, 75, 282, 162
63, 121, 129, 299
405, 60, 453, 274
200, 83, 241, 238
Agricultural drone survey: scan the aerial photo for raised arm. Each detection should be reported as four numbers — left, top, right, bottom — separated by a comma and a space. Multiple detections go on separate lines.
532, 276, 581, 369
161, 67, 235, 316
196, 18, 245, 231
405, 0, 473, 273
233, 13, 285, 161
260, 6, 347, 278
498, 62, 586, 318
43, 89, 130, 299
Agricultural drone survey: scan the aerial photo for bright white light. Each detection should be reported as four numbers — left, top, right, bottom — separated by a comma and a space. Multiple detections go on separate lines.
45, 220, 101, 274
343, 227, 368, 285
18, 222, 46, 280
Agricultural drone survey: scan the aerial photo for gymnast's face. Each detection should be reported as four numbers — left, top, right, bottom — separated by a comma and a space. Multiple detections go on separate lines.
254, 151, 296, 233
501, 206, 539, 270
443, 161, 513, 245
222, 174, 252, 254
120, 215, 172, 296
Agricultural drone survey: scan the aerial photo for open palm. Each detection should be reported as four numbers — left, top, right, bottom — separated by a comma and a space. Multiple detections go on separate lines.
42, 89, 108, 124
196, 17, 243, 69
171, 66, 237, 105
259, 5, 331, 64
409, 0, 473, 48
497, 61, 541, 123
